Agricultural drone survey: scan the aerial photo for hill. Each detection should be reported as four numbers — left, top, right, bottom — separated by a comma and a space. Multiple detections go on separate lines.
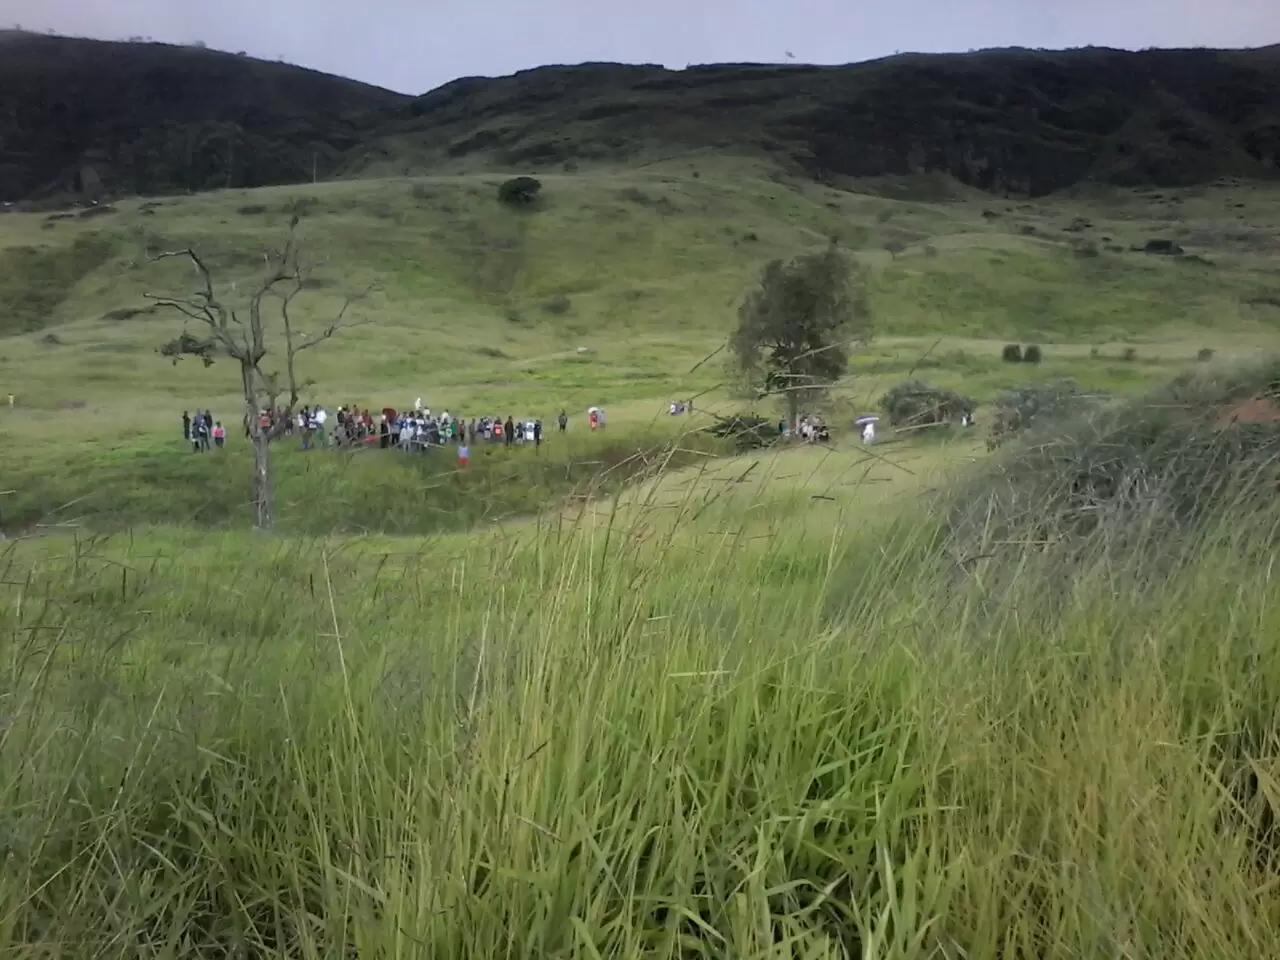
0, 30, 405, 201
3, 32, 1280, 202
381, 46, 1280, 195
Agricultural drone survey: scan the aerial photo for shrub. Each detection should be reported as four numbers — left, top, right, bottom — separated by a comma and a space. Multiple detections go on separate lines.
883, 239, 908, 257
1197, 347, 1215, 362
954, 360, 1280, 556
988, 379, 1096, 449
497, 176, 542, 206
1002, 344, 1023, 363
1022, 344, 1043, 364
543, 293, 571, 315
1121, 346, 1138, 362
879, 379, 975, 429
1142, 238, 1184, 256
704, 412, 778, 452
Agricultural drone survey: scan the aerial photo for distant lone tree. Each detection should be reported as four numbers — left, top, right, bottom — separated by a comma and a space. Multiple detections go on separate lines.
498, 176, 542, 207
730, 241, 872, 431
144, 214, 371, 530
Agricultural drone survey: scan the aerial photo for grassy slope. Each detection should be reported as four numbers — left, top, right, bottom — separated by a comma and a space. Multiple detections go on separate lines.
1, 163, 1280, 951
2, 446, 1279, 955
3, 166, 1279, 530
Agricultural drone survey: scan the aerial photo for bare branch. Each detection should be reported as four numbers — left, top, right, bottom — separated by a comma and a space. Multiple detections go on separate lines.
291, 285, 376, 355
146, 247, 216, 304
142, 294, 214, 326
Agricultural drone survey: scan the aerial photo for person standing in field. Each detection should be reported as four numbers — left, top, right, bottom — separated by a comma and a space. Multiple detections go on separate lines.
182, 411, 191, 443
213, 422, 226, 448
558, 409, 568, 433
314, 406, 328, 447
534, 419, 543, 449
504, 416, 515, 447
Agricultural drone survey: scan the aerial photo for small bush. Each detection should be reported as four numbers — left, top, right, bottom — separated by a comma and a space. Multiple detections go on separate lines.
497, 176, 542, 207
1090, 346, 1101, 359
543, 293, 571, 315
1121, 346, 1138, 362
988, 379, 1096, 449
1197, 347, 1215, 362
705, 413, 778, 452
883, 239, 908, 257
879, 380, 975, 429
1002, 344, 1023, 363
236, 204, 268, 216
1142, 238, 1184, 256
1022, 344, 1043, 364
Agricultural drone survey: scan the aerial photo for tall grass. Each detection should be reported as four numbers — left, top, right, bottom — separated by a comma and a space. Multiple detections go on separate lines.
1, 460, 1278, 957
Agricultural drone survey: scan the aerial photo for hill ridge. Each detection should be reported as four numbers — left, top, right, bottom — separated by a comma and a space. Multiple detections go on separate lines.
3, 32, 1279, 202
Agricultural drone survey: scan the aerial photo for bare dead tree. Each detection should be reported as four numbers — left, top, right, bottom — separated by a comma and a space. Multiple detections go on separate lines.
272, 257, 372, 411
144, 216, 370, 530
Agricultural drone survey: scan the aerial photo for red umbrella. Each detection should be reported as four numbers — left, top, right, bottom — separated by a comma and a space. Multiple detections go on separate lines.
382, 407, 397, 420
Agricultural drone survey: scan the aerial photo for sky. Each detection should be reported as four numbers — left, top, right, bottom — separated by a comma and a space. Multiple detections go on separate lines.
4, 0, 1278, 95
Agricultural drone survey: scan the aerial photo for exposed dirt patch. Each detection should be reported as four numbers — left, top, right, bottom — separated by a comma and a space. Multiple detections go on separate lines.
1217, 395, 1280, 428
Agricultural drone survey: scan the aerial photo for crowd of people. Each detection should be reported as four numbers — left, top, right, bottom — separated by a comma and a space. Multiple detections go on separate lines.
182, 409, 227, 451
188, 400, 594, 455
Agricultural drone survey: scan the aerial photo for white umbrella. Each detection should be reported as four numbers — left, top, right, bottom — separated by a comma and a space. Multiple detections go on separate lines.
855, 415, 880, 426
587, 406, 601, 414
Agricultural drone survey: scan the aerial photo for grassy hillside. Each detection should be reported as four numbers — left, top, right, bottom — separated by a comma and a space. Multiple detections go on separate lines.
2, 165, 1279, 534
4, 32, 1280, 203
2, 40, 1280, 949
2, 374, 1280, 953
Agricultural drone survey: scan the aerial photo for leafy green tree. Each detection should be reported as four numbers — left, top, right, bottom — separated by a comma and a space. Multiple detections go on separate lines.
730, 242, 871, 430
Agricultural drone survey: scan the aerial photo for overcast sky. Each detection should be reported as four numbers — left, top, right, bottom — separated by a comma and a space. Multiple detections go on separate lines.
5, 0, 1278, 95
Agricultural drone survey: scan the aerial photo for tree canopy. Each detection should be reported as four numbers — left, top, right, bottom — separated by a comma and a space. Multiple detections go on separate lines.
730, 242, 871, 426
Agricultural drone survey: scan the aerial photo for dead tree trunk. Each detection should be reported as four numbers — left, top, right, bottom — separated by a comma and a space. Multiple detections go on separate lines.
147, 216, 371, 533
241, 362, 273, 529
